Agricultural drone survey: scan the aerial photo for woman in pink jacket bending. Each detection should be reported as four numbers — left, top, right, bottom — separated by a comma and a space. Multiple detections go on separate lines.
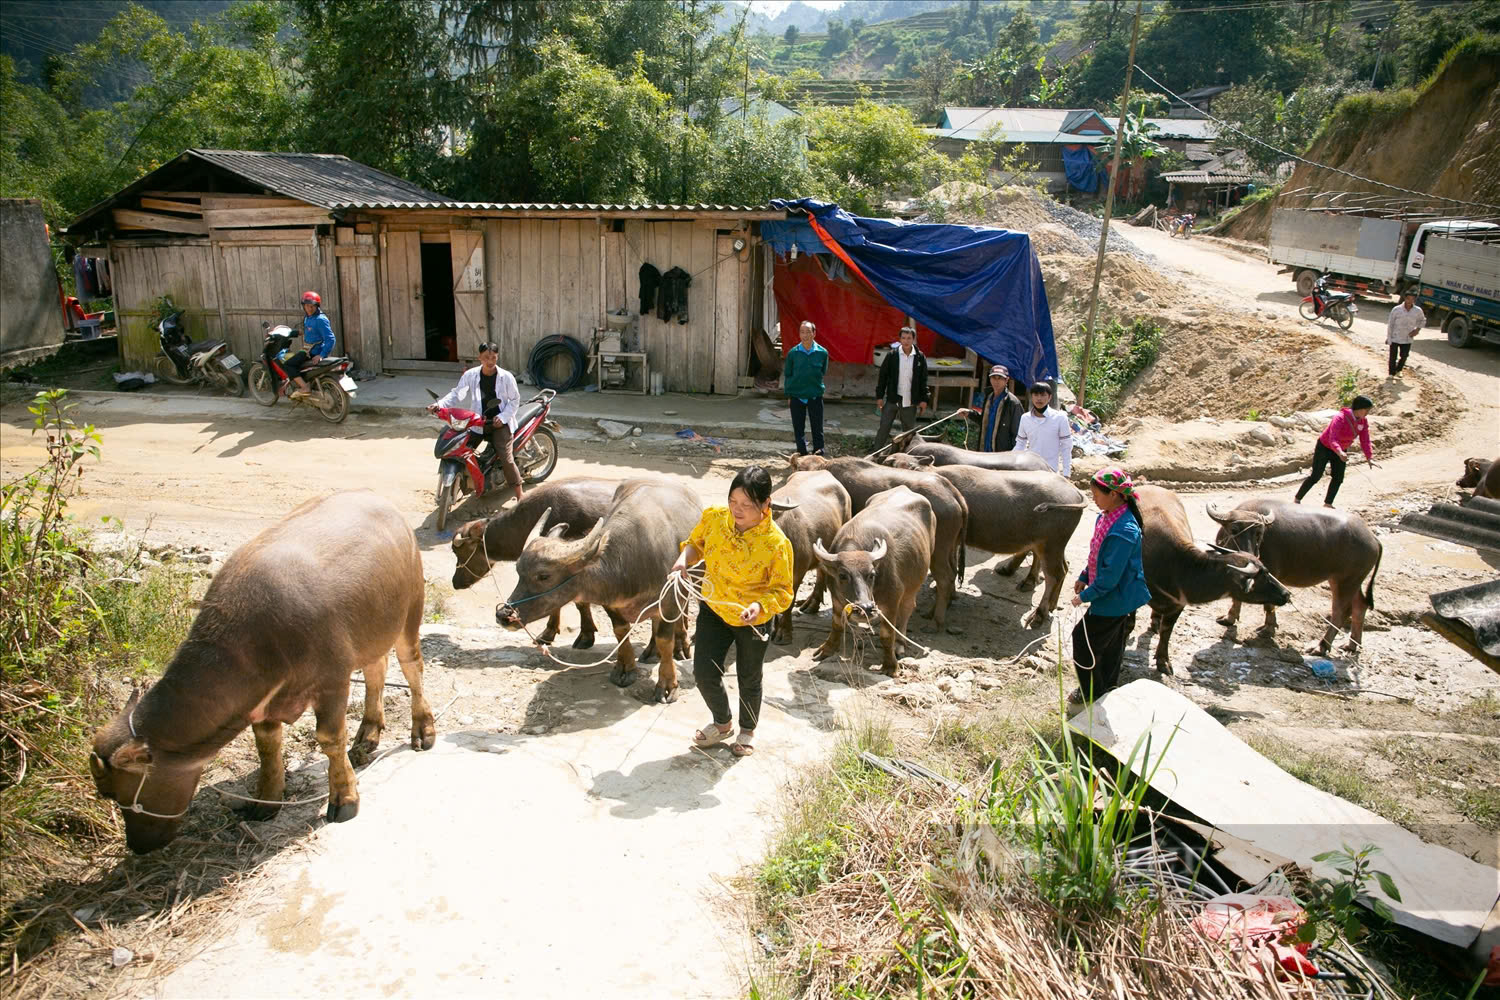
1295, 395, 1374, 508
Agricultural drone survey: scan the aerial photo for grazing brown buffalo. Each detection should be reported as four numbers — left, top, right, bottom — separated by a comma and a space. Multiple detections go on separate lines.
1458, 457, 1500, 499
923, 466, 1083, 628
812, 486, 936, 675
1135, 484, 1292, 673
497, 480, 700, 703
788, 455, 967, 631
1209, 499, 1382, 655
769, 470, 853, 644
884, 441, 1052, 473
450, 477, 618, 648
89, 492, 437, 854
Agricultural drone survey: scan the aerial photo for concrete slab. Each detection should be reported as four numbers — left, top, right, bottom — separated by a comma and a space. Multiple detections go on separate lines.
150, 654, 851, 999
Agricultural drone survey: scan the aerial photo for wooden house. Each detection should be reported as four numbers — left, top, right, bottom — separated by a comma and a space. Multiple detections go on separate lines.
66, 149, 783, 393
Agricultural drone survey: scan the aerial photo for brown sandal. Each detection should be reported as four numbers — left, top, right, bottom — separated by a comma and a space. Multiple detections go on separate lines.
693, 722, 733, 748
730, 730, 755, 757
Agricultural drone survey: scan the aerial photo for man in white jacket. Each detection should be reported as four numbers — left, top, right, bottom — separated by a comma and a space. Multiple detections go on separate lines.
1014, 381, 1072, 477
428, 342, 525, 502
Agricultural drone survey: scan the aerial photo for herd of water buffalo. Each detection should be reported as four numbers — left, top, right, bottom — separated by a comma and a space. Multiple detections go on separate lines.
89, 440, 1495, 855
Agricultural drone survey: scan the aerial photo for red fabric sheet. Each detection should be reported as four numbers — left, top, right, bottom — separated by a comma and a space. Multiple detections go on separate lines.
774, 254, 963, 364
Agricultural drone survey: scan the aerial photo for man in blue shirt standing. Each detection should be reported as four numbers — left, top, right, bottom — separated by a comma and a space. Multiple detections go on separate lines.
287, 291, 335, 400
783, 321, 829, 456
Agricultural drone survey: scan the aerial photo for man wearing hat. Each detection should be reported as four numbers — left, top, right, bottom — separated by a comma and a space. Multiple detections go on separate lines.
1015, 382, 1072, 477
971, 365, 1023, 453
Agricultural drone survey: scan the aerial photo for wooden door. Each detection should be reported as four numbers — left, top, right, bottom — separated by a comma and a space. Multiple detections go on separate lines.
383, 230, 424, 360
712, 235, 748, 395
449, 229, 486, 353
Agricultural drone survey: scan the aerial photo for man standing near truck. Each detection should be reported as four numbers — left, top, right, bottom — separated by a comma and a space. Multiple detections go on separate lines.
1385, 291, 1425, 378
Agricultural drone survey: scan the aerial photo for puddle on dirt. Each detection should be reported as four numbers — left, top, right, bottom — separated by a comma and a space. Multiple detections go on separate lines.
259, 871, 353, 957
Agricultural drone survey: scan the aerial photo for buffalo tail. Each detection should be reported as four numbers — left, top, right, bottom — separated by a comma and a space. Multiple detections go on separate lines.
1364, 540, 1382, 610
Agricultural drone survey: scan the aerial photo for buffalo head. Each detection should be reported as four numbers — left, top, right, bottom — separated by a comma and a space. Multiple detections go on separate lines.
1206, 504, 1274, 557
1207, 544, 1291, 607
1457, 457, 1491, 491
497, 507, 588, 629
450, 518, 492, 589
883, 453, 933, 471
813, 537, 887, 619
89, 687, 205, 854
787, 453, 829, 472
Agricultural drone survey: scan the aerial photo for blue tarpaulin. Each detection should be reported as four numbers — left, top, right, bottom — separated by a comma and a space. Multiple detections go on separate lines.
766, 199, 1058, 383
1062, 145, 1100, 193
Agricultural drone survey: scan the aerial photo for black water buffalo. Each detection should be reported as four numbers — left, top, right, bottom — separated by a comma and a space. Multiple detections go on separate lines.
812, 486, 936, 675
1135, 484, 1292, 672
769, 470, 852, 644
885, 440, 1052, 473
90, 491, 437, 854
788, 455, 967, 631
1458, 457, 1500, 499
924, 466, 1083, 628
497, 480, 701, 703
450, 477, 617, 647
1208, 499, 1382, 655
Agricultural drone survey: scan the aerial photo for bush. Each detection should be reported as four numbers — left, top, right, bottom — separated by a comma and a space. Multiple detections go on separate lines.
1065, 317, 1163, 421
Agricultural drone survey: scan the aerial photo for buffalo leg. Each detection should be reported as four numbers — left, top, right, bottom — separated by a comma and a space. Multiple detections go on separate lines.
772, 607, 792, 645
878, 617, 899, 676
652, 621, 679, 704
893, 593, 919, 665
813, 606, 845, 661
1261, 605, 1278, 634
640, 620, 660, 664
1154, 605, 1184, 674
243, 721, 285, 821
674, 616, 691, 660
1348, 589, 1368, 654
538, 609, 562, 646
1016, 549, 1042, 591
1217, 599, 1243, 628
396, 617, 436, 751
997, 550, 1029, 578
922, 546, 955, 630
798, 569, 827, 614
572, 602, 597, 649
313, 686, 360, 823
1023, 546, 1066, 629
606, 609, 639, 688
351, 657, 387, 759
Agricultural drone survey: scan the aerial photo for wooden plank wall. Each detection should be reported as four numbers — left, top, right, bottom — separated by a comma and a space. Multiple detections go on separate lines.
485, 219, 602, 375
382, 230, 424, 360
215, 240, 338, 362
335, 226, 381, 371
109, 242, 222, 365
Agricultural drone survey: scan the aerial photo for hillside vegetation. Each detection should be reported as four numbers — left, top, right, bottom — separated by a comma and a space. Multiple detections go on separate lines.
1224, 34, 1500, 243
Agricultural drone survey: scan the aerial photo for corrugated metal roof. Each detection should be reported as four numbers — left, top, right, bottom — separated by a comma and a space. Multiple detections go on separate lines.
927, 128, 1108, 145
1397, 495, 1500, 554
326, 200, 783, 214
187, 149, 449, 208
1429, 578, 1500, 660
1160, 170, 1265, 184
1103, 116, 1218, 140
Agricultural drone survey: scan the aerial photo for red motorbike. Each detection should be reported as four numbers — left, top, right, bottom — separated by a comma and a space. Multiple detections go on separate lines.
1299, 273, 1357, 331
430, 388, 560, 530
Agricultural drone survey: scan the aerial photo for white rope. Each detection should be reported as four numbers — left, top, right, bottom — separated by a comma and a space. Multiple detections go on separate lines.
863, 407, 972, 461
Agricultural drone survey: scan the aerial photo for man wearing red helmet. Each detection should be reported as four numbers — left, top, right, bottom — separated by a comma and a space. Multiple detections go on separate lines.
285, 291, 335, 399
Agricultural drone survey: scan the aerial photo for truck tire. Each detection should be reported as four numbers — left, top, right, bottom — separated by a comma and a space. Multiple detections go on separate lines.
1295, 270, 1318, 297
1445, 315, 1473, 349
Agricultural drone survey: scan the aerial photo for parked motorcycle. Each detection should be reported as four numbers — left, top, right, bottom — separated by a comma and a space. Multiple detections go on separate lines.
246, 321, 358, 423
1170, 213, 1195, 238
1299, 274, 1357, 331
429, 387, 560, 530
153, 302, 244, 396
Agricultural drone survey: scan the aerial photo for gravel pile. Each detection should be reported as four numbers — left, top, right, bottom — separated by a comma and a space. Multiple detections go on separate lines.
1034, 197, 1153, 263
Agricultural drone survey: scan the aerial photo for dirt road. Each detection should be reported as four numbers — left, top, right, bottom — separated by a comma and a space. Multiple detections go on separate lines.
3, 224, 1497, 998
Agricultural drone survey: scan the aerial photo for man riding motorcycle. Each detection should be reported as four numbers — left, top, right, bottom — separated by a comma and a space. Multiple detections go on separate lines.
428, 342, 525, 503
285, 291, 335, 399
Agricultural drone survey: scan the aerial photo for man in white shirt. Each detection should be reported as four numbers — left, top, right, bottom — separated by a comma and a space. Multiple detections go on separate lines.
1385, 291, 1425, 378
428, 342, 525, 502
872, 326, 930, 452
1014, 381, 1072, 477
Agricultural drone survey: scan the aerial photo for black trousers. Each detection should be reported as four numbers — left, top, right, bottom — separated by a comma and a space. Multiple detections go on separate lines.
283, 350, 313, 381
790, 397, 825, 455
1295, 440, 1346, 505
694, 602, 769, 730
1072, 611, 1137, 701
872, 402, 917, 450
1387, 342, 1411, 376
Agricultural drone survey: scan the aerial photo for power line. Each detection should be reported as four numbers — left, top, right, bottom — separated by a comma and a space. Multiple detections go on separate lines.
1131, 62, 1500, 212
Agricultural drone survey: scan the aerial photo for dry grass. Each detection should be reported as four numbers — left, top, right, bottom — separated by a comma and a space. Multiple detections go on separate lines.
746, 710, 1392, 1000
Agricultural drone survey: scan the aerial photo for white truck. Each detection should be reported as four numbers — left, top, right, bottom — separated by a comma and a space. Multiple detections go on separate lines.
1269, 207, 1497, 299
1418, 234, 1500, 349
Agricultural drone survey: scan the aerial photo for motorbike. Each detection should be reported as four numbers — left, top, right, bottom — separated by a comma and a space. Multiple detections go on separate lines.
153, 302, 244, 396
429, 387, 560, 531
1299, 274, 1357, 331
246, 321, 358, 423
1169, 213, 1195, 238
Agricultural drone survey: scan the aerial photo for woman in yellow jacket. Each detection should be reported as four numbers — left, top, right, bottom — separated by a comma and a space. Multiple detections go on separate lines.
670, 466, 794, 757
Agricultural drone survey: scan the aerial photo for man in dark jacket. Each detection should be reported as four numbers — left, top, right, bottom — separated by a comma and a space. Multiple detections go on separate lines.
971, 364, 1022, 452
872, 326, 929, 451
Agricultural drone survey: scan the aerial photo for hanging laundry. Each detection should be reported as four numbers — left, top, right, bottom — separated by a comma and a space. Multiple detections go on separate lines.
72, 254, 91, 303
638, 262, 660, 315
659, 266, 692, 324
97, 258, 112, 295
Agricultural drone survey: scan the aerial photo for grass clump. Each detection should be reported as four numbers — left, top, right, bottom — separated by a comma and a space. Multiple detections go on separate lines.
1, 390, 200, 964
1335, 367, 1361, 406
1065, 317, 1162, 421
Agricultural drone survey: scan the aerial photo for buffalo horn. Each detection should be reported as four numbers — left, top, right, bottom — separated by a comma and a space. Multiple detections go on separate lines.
523, 507, 555, 548
813, 538, 835, 562
1259, 509, 1275, 526
1205, 503, 1230, 524
869, 538, 888, 563
1226, 559, 1258, 576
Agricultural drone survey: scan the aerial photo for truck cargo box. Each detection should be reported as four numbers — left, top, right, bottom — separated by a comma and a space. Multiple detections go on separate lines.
1420, 235, 1500, 302
1270, 209, 1402, 285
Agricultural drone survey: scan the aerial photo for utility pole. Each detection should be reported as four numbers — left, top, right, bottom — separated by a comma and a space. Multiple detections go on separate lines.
1075, 0, 1142, 412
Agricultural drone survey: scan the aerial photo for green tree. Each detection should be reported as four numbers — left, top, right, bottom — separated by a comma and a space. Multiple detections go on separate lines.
295, 0, 459, 191
804, 99, 949, 215
1392, 0, 1500, 85
1097, 105, 1164, 163
1214, 81, 1353, 173
784, 24, 799, 44
1135, 0, 1295, 91
823, 19, 852, 56
701, 112, 812, 204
